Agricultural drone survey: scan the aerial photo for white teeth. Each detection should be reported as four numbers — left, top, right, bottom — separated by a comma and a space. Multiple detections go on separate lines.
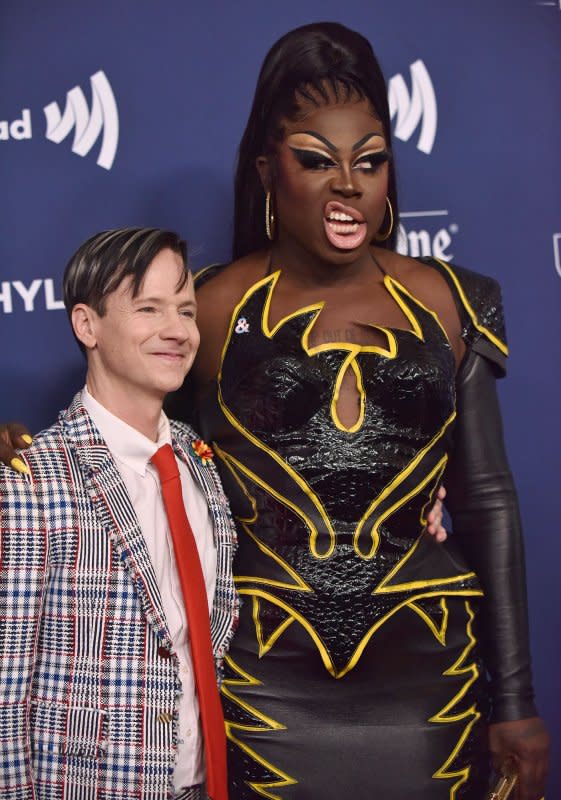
329, 222, 359, 234
328, 211, 355, 222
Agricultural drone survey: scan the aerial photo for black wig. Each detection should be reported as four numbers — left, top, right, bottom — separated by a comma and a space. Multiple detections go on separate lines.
233, 22, 398, 259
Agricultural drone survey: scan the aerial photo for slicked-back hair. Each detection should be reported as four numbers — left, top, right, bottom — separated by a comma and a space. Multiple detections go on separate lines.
233, 22, 399, 259
63, 227, 188, 354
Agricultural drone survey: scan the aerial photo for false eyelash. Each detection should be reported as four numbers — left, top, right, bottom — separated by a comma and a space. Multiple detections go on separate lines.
289, 147, 336, 169
352, 151, 391, 171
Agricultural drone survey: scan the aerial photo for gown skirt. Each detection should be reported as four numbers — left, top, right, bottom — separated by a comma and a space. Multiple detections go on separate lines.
222, 594, 491, 800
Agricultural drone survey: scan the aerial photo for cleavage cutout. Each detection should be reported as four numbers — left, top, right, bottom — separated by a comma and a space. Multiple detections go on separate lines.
265, 262, 428, 432
219, 267, 453, 446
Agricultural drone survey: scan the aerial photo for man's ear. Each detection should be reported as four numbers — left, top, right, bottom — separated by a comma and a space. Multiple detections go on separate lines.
256, 155, 273, 192
71, 304, 99, 350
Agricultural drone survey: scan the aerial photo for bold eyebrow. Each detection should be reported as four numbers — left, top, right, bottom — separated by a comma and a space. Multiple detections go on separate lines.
293, 130, 384, 153
352, 132, 385, 151
301, 131, 337, 152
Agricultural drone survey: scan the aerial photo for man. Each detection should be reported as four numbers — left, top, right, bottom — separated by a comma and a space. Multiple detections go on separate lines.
0, 228, 237, 800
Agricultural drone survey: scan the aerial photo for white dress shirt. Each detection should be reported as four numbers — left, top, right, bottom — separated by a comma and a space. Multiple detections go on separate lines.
82, 387, 217, 791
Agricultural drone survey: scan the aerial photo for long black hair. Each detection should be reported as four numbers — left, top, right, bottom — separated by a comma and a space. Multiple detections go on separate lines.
233, 22, 398, 259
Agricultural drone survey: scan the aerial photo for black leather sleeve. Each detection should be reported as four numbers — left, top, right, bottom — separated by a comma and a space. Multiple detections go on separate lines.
444, 350, 538, 722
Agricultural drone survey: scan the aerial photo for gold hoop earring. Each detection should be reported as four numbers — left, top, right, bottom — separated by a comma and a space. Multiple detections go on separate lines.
265, 191, 275, 241
375, 197, 394, 242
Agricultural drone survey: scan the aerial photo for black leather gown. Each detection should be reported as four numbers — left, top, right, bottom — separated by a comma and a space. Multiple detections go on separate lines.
167, 257, 536, 800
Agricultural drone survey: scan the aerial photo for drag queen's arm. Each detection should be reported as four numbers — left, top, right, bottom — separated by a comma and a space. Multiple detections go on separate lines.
444, 349, 548, 795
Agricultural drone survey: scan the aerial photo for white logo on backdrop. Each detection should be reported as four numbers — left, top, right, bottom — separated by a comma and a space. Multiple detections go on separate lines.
44, 70, 119, 170
397, 209, 458, 261
0, 71, 118, 169
553, 234, 561, 277
0, 279, 64, 315
389, 60, 437, 155
388, 62, 449, 255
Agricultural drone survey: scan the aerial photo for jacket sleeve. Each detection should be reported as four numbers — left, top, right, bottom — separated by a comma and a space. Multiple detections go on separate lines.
0, 468, 47, 795
444, 350, 537, 722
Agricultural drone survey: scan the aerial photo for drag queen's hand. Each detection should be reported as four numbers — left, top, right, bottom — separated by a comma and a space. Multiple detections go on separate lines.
489, 717, 549, 800
0, 423, 32, 473
426, 485, 447, 541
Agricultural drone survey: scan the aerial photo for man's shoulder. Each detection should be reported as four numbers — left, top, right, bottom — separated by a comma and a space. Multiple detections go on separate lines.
0, 421, 70, 521
0, 418, 64, 480
0, 394, 100, 489
169, 418, 198, 445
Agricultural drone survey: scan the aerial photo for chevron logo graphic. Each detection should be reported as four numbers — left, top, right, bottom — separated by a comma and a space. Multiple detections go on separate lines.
388, 60, 437, 155
43, 70, 119, 170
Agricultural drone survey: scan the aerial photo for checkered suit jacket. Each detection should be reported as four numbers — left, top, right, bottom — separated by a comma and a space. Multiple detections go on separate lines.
0, 393, 238, 800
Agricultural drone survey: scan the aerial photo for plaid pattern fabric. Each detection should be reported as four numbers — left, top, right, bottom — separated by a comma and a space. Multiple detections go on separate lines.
0, 394, 238, 799
175, 785, 203, 800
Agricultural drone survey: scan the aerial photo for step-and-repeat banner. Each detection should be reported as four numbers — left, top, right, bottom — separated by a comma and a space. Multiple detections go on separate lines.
1, 0, 560, 790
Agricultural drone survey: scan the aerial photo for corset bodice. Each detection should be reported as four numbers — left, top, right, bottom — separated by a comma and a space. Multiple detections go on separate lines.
196, 266, 488, 675
217, 271, 457, 554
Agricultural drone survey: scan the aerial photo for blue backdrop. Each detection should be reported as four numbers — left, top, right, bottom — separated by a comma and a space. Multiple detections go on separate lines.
1, 0, 560, 792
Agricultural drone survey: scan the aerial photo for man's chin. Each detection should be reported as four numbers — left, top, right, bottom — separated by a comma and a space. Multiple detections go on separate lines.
159, 373, 189, 396
151, 363, 191, 390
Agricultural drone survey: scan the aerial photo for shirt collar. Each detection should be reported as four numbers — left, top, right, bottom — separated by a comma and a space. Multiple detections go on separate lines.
82, 385, 171, 477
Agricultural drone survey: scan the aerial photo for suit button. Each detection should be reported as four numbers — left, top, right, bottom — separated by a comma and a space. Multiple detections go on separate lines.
157, 646, 171, 659
157, 712, 173, 724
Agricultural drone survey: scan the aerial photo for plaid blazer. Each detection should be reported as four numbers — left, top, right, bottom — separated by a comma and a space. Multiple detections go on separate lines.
0, 393, 238, 800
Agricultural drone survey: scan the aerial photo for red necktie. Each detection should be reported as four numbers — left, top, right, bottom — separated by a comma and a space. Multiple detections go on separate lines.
151, 444, 228, 800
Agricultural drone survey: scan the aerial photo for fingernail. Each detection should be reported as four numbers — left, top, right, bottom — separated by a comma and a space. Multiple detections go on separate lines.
11, 457, 30, 475
21, 435, 33, 444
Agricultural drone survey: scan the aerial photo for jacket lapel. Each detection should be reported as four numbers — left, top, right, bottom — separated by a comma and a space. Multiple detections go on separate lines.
61, 393, 174, 651
171, 428, 239, 664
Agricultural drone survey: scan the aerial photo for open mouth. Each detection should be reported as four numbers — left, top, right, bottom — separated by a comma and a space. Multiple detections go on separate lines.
323, 201, 367, 250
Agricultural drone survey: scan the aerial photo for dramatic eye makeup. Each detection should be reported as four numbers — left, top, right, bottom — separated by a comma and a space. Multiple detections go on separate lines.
286, 131, 389, 173
352, 151, 390, 172
288, 146, 390, 173
289, 147, 337, 170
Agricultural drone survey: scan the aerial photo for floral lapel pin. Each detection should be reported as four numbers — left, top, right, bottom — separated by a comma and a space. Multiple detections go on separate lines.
191, 439, 214, 466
